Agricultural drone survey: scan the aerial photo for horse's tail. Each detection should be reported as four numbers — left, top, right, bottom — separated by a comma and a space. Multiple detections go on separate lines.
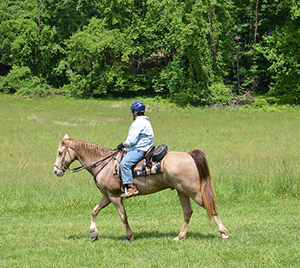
188, 149, 217, 219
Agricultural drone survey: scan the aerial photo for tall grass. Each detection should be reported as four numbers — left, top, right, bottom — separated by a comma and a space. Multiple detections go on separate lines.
0, 94, 299, 267
0, 93, 299, 209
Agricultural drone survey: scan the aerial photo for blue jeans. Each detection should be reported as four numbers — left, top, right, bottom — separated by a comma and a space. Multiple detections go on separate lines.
120, 149, 146, 185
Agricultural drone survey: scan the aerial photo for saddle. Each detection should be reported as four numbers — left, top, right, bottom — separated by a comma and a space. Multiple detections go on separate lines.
114, 144, 168, 179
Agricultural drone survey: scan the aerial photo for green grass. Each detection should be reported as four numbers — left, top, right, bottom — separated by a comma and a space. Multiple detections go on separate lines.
0, 94, 299, 267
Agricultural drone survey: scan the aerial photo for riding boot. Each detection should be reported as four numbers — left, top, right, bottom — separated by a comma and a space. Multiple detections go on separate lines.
121, 184, 139, 198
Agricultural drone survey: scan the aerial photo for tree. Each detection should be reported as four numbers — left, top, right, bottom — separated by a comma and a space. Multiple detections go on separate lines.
0, 0, 299, 106
259, 0, 300, 103
230, 0, 292, 95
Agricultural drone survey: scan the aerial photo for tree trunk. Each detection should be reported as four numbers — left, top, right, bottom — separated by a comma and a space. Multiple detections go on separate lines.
253, 0, 259, 58
38, 0, 44, 34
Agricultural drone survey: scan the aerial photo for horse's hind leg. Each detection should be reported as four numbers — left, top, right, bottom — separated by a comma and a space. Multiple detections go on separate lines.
213, 214, 229, 240
174, 190, 193, 241
192, 193, 229, 240
90, 195, 111, 241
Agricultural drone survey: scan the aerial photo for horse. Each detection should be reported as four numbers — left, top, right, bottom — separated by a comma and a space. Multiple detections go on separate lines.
54, 134, 229, 242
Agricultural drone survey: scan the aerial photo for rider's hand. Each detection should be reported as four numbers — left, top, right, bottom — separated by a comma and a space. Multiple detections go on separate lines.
117, 142, 125, 151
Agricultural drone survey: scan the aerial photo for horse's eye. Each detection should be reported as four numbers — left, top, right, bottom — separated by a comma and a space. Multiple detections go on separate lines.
58, 146, 65, 156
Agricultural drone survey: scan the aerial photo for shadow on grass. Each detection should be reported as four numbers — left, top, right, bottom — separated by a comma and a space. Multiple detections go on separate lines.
67, 231, 218, 241
67, 234, 90, 240
133, 231, 217, 241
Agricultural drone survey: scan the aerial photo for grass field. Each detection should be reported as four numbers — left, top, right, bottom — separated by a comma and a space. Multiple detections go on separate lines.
0, 94, 299, 267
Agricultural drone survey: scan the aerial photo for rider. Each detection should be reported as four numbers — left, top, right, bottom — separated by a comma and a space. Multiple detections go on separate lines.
117, 101, 154, 198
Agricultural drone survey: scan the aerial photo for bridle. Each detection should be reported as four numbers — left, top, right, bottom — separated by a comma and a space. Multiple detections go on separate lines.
55, 139, 118, 176
54, 139, 75, 173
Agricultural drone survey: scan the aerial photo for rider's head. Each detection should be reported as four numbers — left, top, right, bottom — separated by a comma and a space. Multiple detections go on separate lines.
130, 101, 145, 119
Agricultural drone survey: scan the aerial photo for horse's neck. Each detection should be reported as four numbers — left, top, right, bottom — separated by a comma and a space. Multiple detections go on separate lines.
69, 139, 110, 165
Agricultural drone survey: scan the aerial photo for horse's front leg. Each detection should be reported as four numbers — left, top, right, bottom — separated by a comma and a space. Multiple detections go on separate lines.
90, 195, 111, 241
110, 195, 133, 242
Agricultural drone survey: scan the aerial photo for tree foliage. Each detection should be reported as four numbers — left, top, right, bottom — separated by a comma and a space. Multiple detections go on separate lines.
258, 0, 300, 103
0, 0, 299, 105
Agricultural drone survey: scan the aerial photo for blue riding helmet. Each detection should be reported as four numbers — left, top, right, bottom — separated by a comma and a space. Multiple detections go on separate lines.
130, 101, 145, 113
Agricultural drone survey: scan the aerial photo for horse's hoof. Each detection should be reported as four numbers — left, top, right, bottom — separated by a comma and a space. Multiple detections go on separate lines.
221, 234, 229, 240
173, 236, 185, 241
124, 237, 131, 242
90, 231, 98, 242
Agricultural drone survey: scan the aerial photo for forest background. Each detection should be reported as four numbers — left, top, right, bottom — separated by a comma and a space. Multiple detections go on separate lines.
0, 0, 299, 107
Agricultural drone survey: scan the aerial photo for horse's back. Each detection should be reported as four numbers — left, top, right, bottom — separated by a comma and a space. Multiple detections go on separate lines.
162, 151, 201, 194
133, 151, 199, 195
163, 151, 198, 175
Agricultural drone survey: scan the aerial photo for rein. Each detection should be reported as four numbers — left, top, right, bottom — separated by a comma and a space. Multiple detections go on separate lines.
70, 151, 117, 174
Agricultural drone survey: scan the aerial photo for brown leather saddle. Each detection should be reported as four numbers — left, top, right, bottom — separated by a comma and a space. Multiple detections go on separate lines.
114, 144, 167, 179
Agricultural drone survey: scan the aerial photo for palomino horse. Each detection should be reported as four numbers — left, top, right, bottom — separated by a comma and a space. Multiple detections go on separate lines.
54, 134, 229, 241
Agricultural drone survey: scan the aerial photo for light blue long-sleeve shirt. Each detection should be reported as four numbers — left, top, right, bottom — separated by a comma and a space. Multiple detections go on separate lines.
125, 116, 154, 152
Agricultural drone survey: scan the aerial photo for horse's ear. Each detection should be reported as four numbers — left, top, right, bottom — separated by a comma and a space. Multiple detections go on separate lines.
59, 134, 65, 145
64, 133, 69, 139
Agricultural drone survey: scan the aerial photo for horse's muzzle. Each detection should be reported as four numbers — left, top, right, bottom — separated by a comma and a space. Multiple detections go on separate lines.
54, 166, 65, 177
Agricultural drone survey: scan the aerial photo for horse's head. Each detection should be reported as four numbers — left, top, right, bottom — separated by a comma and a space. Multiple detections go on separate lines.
54, 134, 76, 177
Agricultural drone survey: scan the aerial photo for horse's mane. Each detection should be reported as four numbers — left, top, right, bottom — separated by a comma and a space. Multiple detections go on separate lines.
68, 138, 111, 158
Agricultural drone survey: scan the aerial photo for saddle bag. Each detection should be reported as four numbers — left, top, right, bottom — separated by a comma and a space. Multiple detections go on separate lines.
152, 144, 168, 162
